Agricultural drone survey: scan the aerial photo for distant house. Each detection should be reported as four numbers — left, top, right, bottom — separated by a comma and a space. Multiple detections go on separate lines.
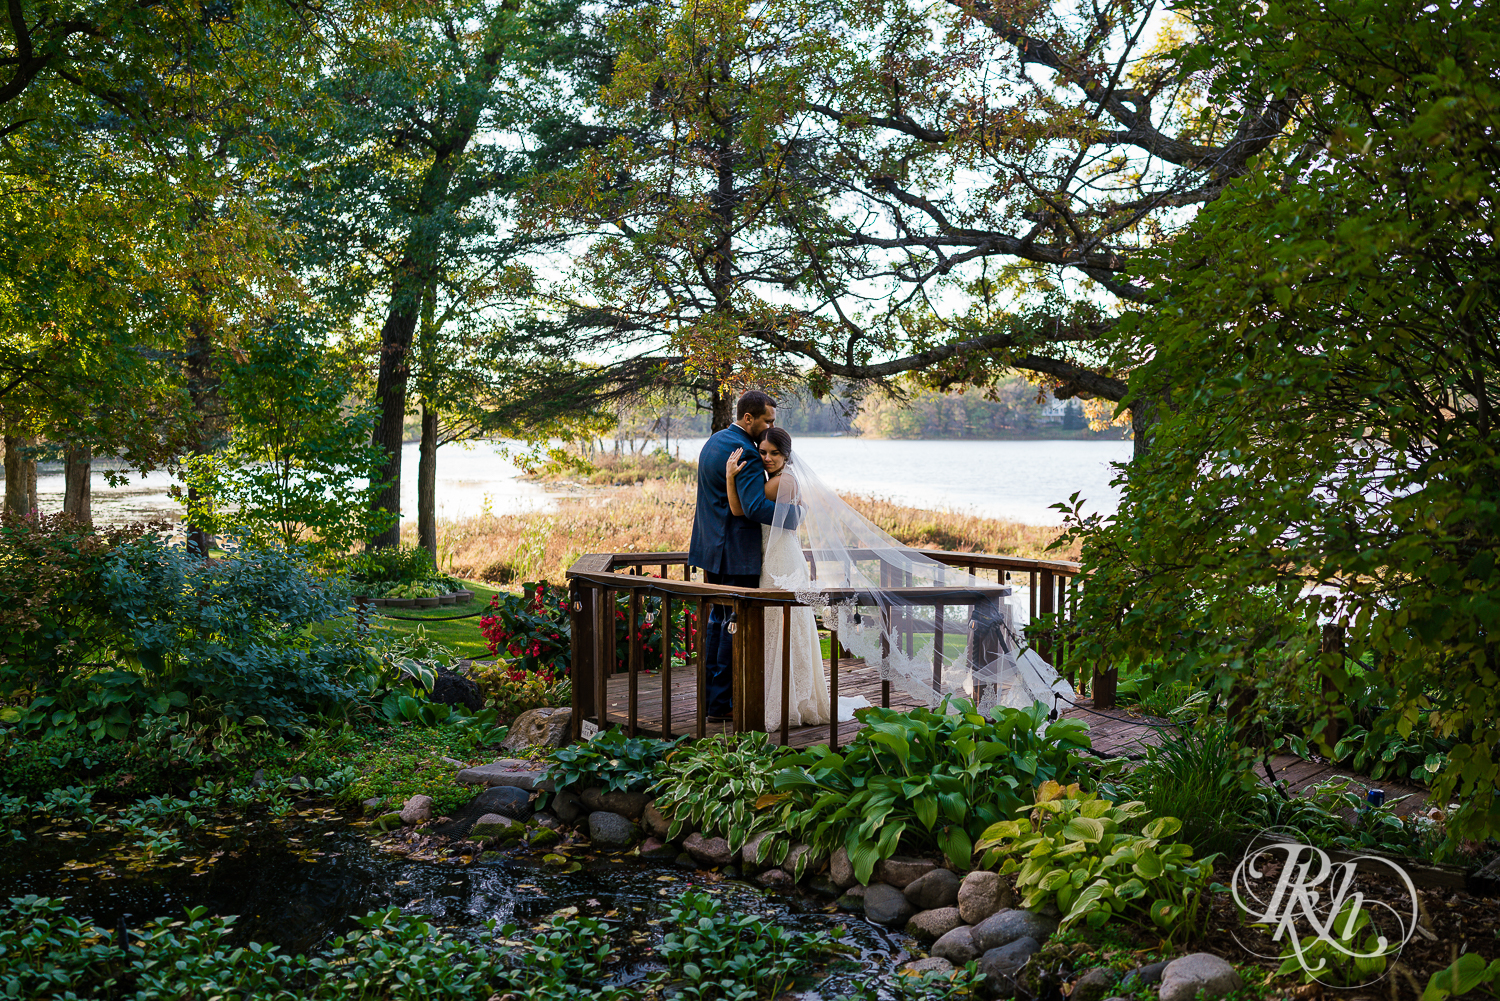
1037, 391, 1067, 424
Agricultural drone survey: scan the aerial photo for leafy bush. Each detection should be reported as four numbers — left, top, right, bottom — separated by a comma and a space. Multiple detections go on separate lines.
772, 700, 1091, 881
0, 513, 147, 700
656, 889, 843, 1001
481, 581, 572, 672
99, 536, 372, 730
975, 782, 1214, 943
543, 727, 681, 793
1425, 953, 1500, 1001
653, 733, 794, 864
0, 895, 633, 1000
470, 661, 571, 723
1247, 776, 1451, 862
610, 583, 695, 673
1128, 722, 1261, 858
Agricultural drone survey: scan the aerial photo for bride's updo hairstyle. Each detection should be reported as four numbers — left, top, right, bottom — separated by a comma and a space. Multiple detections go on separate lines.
764, 427, 794, 464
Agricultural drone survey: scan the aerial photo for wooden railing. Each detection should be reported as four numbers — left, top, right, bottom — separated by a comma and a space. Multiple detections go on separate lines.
565, 550, 1100, 747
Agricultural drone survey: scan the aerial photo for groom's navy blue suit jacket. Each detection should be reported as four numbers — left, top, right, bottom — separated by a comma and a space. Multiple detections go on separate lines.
689, 425, 778, 576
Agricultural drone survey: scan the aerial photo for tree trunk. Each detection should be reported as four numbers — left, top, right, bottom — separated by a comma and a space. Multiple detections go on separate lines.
184, 318, 218, 557
710, 384, 733, 432
26, 453, 37, 513
368, 289, 421, 550
63, 443, 91, 523
418, 404, 438, 559
1129, 395, 1155, 461
3, 435, 29, 518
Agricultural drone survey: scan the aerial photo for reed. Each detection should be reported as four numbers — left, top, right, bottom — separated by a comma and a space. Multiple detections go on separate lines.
406, 480, 1076, 586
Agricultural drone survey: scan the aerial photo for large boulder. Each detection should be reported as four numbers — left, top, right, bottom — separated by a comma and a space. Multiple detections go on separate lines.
683, 832, 734, 867
1121, 960, 1171, 990
579, 787, 650, 820
643, 800, 672, 838
781, 843, 823, 878
905, 906, 964, 943
978, 937, 1041, 999
931, 925, 980, 965
876, 855, 938, 889
958, 870, 1015, 925
972, 909, 1059, 954
429, 666, 484, 711
756, 869, 795, 891
550, 788, 584, 823
469, 813, 520, 840
1071, 967, 1119, 1001
830, 846, 857, 888
863, 882, 917, 928
1158, 954, 1243, 1001
399, 795, 433, 825
904, 869, 961, 910
587, 811, 639, 848
500, 707, 573, 751
740, 831, 775, 870
432, 786, 534, 839
456, 760, 551, 791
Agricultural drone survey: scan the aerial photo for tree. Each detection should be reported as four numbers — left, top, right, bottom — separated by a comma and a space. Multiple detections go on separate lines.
286, 0, 608, 549
179, 318, 391, 557
534, 0, 869, 430
1061, 0, 1500, 842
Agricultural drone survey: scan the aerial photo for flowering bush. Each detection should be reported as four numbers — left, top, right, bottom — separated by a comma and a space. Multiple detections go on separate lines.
479, 581, 571, 674
470, 660, 571, 722
612, 579, 696, 674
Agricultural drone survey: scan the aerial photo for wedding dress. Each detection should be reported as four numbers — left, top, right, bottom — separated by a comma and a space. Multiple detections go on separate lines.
764, 452, 1075, 716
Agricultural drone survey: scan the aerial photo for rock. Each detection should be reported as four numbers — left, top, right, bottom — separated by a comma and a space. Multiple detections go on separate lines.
469, 813, 518, 839
579, 787, 649, 820
251, 768, 265, 788
639, 837, 678, 860
904, 869, 961, 909
400, 794, 434, 825
757, 869, 795, 891
361, 796, 387, 815
1072, 967, 1118, 1001
429, 666, 484, 711
683, 832, 734, 867
903, 957, 955, 976
972, 909, 1059, 953
740, 831, 775, 870
782, 843, 822, 878
500, 707, 572, 751
550, 789, 584, 823
532, 812, 562, 830
528, 827, 562, 849
674, 852, 697, 869
1121, 961, 1171, 989
840, 883, 868, 899
958, 870, 1015, 925
905, 906, 964, 943
1158, 954, 1243, 1001
835, 893, 865, 913
470, 785, 534, 821
863, 882, 917, 928
374, 811, 403, 829
722, 865, 741, 879
875, 855, 937, 889
931, 925, 980, 965
643, 800, 672, 838
830, 846, 857, 888
587, 811, 639, 848
456, 761, 552, 791
977, 937, 1041, 999
808, 875, 841, 898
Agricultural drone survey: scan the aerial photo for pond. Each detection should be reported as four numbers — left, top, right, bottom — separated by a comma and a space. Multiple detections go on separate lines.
3, 809, 914, 997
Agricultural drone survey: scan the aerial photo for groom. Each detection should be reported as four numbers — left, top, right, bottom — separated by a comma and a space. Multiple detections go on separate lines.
689, 389, 779, 723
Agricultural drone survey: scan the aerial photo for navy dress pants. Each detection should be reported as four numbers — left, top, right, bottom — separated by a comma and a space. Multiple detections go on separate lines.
703, 571, 759, 717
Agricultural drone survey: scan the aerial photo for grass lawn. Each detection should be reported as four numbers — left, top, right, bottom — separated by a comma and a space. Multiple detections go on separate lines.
369, 578, 506, 660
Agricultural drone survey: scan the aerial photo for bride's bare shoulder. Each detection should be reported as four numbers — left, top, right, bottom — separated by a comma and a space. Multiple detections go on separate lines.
766, 472, 798, 502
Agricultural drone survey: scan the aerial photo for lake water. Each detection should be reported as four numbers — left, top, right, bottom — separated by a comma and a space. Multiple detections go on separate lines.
24, 438, 1132, 528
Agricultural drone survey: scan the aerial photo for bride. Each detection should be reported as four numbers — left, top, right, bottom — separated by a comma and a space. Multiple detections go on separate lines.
727, 427, 1074, 731
726, 428, 835, 728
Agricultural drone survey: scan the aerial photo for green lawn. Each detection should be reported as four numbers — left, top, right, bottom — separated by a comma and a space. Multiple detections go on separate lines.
368, 579, 505, 660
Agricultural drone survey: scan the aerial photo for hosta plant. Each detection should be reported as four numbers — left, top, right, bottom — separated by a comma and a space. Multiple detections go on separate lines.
653, 733, 795, 867
974, 781, 1213, 943
771, 700, 1091, 883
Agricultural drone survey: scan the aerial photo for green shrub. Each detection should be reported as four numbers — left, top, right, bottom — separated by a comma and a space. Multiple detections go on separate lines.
543, 727, 681, 793
653, 733, 794, 865
481, 581, 572, 673
771, 700, 1091, 881
1129, 722, 1260, 858
975, 782, 1214, 944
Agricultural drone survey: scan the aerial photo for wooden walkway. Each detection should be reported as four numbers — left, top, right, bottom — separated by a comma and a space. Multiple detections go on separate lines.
602, 660, 1430, 811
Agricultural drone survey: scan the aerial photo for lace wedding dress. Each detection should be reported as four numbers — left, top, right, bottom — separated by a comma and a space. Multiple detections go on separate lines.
760, 523, 831, 728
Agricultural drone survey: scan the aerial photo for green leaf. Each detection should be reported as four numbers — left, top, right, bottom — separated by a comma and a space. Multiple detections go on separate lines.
1061, 816, 1105, 843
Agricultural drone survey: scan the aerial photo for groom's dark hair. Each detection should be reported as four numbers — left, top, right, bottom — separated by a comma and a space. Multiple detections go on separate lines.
737, 389, 776, 419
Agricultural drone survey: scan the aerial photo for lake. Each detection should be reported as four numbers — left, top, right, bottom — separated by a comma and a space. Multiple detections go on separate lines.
25, 437, 1132, 528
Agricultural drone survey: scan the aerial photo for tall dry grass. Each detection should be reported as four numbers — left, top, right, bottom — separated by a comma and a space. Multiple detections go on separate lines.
408, 480, 1077, 587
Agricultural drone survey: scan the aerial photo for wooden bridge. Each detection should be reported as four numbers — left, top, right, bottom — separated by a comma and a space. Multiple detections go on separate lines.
564, 549, 1099, 749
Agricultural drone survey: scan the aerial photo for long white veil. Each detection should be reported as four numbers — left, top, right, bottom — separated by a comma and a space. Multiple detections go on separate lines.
769, 450, 1074, 713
